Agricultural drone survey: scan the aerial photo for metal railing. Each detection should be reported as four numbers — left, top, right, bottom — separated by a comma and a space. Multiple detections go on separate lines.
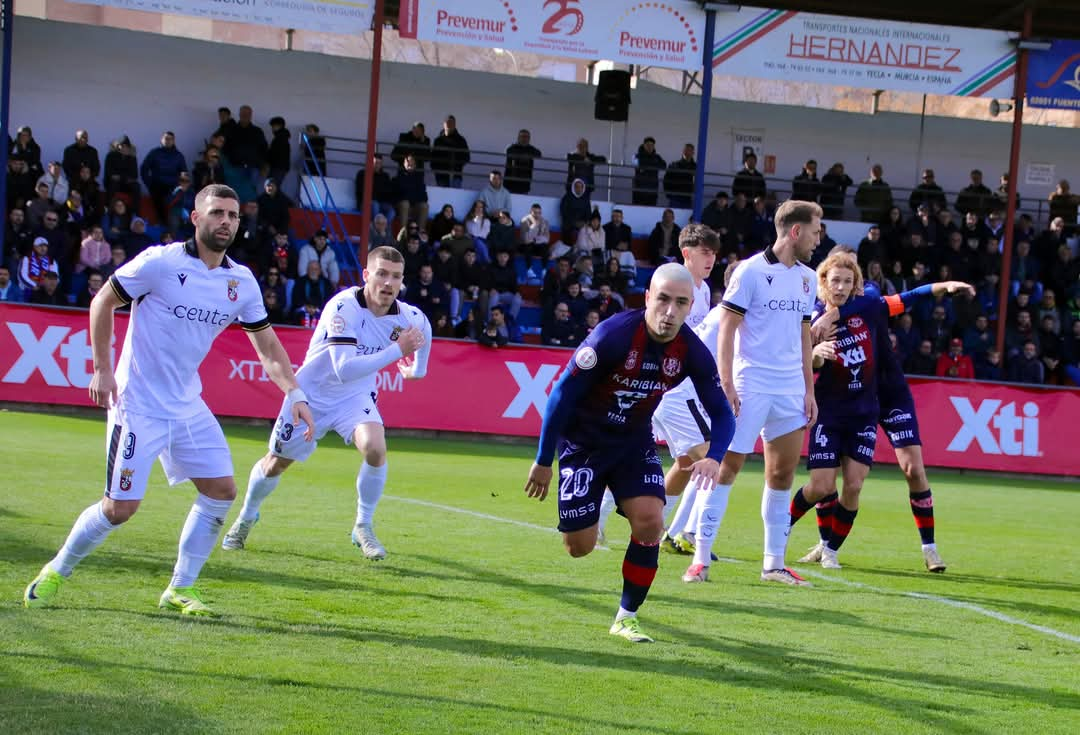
297, 133, 360, 284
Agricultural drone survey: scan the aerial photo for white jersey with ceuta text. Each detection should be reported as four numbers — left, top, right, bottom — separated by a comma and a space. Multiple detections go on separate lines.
685, 278, 713, 330
109, 241, 268, 419
663, 304, 722, 403
720, 246, 814, 396
295, 287, 432, 406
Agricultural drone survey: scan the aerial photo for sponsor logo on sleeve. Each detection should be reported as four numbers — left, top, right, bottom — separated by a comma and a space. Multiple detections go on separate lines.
575, 346, 598, 370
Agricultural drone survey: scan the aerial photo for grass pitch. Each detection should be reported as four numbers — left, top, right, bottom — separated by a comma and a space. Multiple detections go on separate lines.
1, 409, 1078, 734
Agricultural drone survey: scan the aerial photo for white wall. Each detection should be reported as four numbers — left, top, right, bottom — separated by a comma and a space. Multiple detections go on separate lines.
9, 18, 1079, 216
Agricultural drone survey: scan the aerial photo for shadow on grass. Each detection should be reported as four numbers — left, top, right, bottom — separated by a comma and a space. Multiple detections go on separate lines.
852, 566, 1080, 595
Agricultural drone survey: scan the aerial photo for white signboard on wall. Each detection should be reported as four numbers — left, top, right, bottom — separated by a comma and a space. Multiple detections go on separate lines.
732, 128, 765, 170
68, 0, 373, 35
399, 0, 707, 72
712, 7, 1016, 98
1025, 163, 1056, 188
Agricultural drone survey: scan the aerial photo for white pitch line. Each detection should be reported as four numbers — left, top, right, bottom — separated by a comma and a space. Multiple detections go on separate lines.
387, 494, 1080, 645
797, 569, 1080, 645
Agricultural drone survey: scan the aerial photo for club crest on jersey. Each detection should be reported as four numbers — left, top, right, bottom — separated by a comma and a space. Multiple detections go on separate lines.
330, 315, 346, 335
227, 279, 239, 302
802, 276, 811, 294
119, 468, 134, 492
662, 357, 681, 377
624, 350, 639, 370
389, 326, 403, 341
848, 316, 864, 328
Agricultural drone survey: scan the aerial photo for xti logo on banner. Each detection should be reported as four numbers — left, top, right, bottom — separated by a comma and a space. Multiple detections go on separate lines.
946, 397, 1040, 457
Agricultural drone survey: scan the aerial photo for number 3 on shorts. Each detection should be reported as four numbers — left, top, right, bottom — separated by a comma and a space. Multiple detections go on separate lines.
275, 417, 294, 442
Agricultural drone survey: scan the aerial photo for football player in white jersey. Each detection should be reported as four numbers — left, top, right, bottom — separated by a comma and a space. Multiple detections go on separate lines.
595, 224, 720, 545
24, 185, 314, 616
222, 246, 432, 559
683, 200, 821, 585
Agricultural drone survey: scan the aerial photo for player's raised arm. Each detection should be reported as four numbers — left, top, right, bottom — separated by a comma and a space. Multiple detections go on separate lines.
247, 326, 315, 441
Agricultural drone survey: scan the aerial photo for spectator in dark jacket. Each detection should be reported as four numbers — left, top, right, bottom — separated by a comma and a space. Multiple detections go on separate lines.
543, 301, 582, 347
394, 154, 429, 227
648, 209, 681, 265
356, 153, 397, 221
488, 249, 522, 321
853, 164, 894, 223
663, 144, 696, 209
478, 305, 511, 348
224, 106, 269, 190
820, 162, 853, 219
291, 259, 333, 324
504, 129, 542, 195
566, 138, 606, 194
431, 115, 470, 188
302, 123, 327, 173
603, 209, 633, 255
62, 129, 100, 183
954, 169, 996, 218
732, 153, 766, 201
631, 137, 666, 206
1008, 340, 1045, 383
791, 160, 820, 203
9, 126, 43, 177
391, 122, 431, 171
559, 179, 591, 246
975, 348, 1004, 381
908, 168, 947, 213
405, 263, 448, 322
905, 339, 937, 376
267, 116, 291, 186
256, 178, 293, 240
140, 131, 187, 225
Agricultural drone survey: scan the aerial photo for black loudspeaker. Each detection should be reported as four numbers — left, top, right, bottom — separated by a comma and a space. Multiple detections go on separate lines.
595, 70, 632, 121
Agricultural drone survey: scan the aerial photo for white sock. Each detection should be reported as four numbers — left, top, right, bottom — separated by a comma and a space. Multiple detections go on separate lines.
922, 543, 937, 551
686, 498, 703, 538
762, 486, 792, 571
661, 495, 680, 526
615, 606, 636, 622
692, 483, 732, 567
238, 461, 280, 522
356, 461, 388, 526
597, 490, 618, 534
50, 502, 119, 577
170, 494, 233, 588
666, 481, 699, 536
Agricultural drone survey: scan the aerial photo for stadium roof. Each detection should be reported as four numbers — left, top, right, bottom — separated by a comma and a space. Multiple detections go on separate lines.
757, 1, 1080, 40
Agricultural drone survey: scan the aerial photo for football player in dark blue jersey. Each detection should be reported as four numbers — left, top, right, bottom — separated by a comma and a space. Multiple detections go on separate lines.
790, 251, 972, 569
524, 263, 736, 642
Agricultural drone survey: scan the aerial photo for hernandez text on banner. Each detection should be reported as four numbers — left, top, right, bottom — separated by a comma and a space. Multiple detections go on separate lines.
398, 0, 706, 72
2, 305, 1077, 477
1027, 39, 1080, 110
712, 6, 1016, 98
66, 0, 373, 36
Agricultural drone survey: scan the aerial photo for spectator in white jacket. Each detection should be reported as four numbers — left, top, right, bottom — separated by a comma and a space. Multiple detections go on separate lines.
297, 229, 340, 289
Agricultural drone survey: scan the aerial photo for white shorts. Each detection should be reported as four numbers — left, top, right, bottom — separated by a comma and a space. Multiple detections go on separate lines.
104, 404, 233, 501
652, 392, 711, 458
269, 391, 383, 462
728, 391, 808, 455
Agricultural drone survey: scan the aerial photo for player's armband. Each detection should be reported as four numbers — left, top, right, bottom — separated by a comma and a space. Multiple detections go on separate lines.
884, 294, 905, 316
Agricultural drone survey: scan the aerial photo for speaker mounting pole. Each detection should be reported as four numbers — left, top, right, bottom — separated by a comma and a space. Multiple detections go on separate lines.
693, 7, 718, 222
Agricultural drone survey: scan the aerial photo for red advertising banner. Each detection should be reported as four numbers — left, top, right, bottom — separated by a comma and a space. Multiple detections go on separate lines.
2, 304, 1078, 477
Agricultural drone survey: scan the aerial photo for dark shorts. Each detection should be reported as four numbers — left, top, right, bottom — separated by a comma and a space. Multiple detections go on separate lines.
807, 417, 878, 470
555, 439, 666, 533
878, 387, 922, 448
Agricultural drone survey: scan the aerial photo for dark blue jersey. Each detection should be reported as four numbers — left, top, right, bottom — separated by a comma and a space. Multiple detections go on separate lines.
535, 309, 735, 466
813, 298, 889, 420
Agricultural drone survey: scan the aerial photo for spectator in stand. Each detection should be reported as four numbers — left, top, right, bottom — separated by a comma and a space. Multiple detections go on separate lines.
941, 230, 975, 283
908, 168, 947, 213
976, 347, 1004, 381
391, 122, 431, 172
702, 191, 730, 237
541, 256, 575, 312
955, 211, 989, 255
7, 158, 37, 214
1045, 245, 1080, 301
935, 338, 975, 379
228, 200, 260, 268
543, 302, 581, 348
355, 153, 397, 222
1035, 217, 1068, 273
36, 209, 70, 267
791, 159, 820, 203
1047, 179, 1080, 226
922, 304, 953, 354
865, 260, 895, 295
559, 279, 588, 323
575, 210, 606, 266
394, 154, 429, 228
292, 259, 333, 325
38, 161, 70, 209
267, 116, 291, 187
520, 203, 551, 276
19, 237, 59, 299
9, 125, 43, 177
820, 162, 853, 220
450, 247, 490, 326
985, 210, 1005, 249
1009, 340, 1044, 383
429, 204, 459, 243
25, 181, 59, 232
463, 201, 491, 262
1005, 310, 1038, 360
954, 169, 996, 217
141, 131, 187, 226
167, 172, 195, 240
603, 208, 632, 257
1037, 313, 1064, 383
893, 311, 920, 363
478, 170, 512, 218
260, 264, 288, 313
256, 178, 293, 243
271, 240, 298, 281
262, 287, 286, 325
906, 203, 938, 248
574, 254, 596, 296
103, 136, 140, 214
505, 129, 542, 195
72, 164, 103, 227
747, 196, 775, 252
566, 138, 606, 194
632, 136, 666, 206
663, 143, 696, 209
906, 339, 937, 376
75, 271, 105, 308
854, 163, 893, 223
401, 233, 427, 283
588, 282, 623, 322
441, 221, 475, 261
62, 129, 100, 183
61, 189, 88, 243
214, 106, 237, 140
648, 208, 681, 265
78, 225, 111, 274
732, 152, 767, 201
1008, 288, 1037, 326
962, 313, 993, 360
99, 244, 129, 280
0, 264, 22, 303
396, 218, 430, 251
301, 123, 327, 173
431, 115, 470, 188
298, 229, 340, 289
856, 225, 885, 273
596, 256, 630, 299
559, 178, 591, 247
1063, 320, 1080, 385
936, 208, 959, 246
488, 249, 522, 321
29, 271, 65, 306
193, 146, 226, 190
880, 206, 907, 260
807, 221, 837, 270
478, 304, 511, 348
431, 310, 455, 339
723, 192, 752, 255
580, 309, 601, 339
1010, 239, 1040, 287
3, 208, 31, 271
1014, 211, 1037, 246
488, 209, 517, 257
454, 307, 480, 341
406, 262, 448, 322
431, 243, 457, 288
995, 172, 1021, 212
1037, 289, 1062, 335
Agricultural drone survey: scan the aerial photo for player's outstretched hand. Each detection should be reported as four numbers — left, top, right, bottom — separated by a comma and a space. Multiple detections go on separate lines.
396, 327, 425, 357
943, 281, 976, 298
291, 400, 315, 441
805, 392, 819, 429
525, 463, 553, 501
397, 355, 421, 379
813, 340, 837, 362
89, 368, 118, 409
688, 457, 721, 493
